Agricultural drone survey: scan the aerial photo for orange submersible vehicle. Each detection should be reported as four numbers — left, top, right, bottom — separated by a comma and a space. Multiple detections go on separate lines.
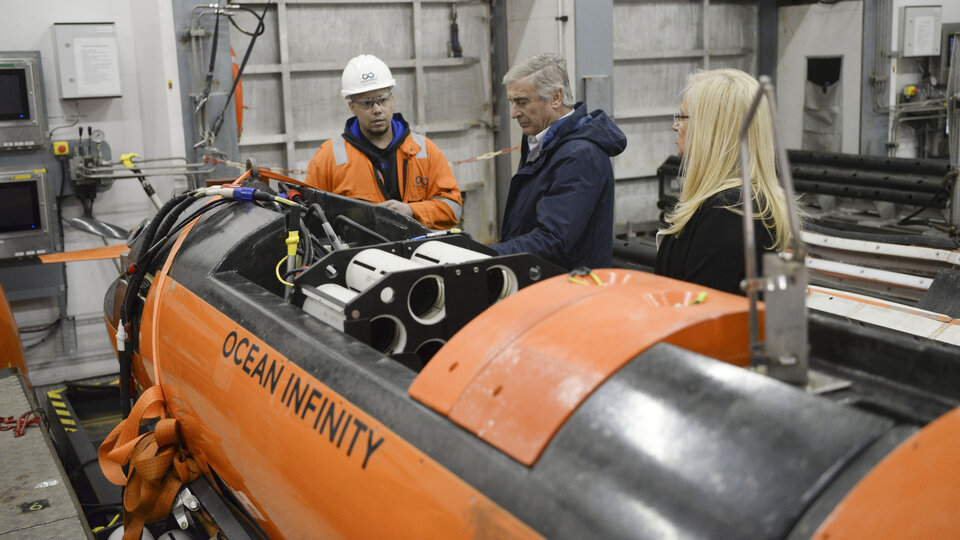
98, 85, 960, 540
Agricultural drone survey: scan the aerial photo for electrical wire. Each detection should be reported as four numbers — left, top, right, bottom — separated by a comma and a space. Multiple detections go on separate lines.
897, 193, 947, 225
334, 215, 389, 244
91, 513, 121, 533
115, 184, 306, 419
118, 191, 198, 418
275, 255, 294, 287
299, 217, 313, 266
18, 318, 62, 333
48, 102, 82, 138
23, 319, 62, 352
142, 198, 236, 262
283, 265, 309, 279
306, 203, 344, 249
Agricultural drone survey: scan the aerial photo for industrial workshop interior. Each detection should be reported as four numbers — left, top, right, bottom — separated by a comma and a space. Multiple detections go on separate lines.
2, 0, 959, 538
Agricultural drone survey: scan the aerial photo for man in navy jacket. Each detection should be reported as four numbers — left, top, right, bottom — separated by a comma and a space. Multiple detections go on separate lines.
491, 53, 627, 270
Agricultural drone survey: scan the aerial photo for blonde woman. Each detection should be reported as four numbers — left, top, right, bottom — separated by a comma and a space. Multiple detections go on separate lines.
655, 69, 792, 295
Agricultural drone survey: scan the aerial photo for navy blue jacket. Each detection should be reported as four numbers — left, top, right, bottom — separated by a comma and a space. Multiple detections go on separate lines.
491, 103, 627, 269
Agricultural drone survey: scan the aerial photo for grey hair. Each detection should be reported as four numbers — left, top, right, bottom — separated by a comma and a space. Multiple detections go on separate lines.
503, 53, 576, 108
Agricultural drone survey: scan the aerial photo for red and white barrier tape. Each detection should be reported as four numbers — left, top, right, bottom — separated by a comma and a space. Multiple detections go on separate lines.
447, 145, 521, 166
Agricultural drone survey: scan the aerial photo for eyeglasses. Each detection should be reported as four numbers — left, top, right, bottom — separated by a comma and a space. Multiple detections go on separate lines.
673, 113, 690, 124
351, 91, 393, 110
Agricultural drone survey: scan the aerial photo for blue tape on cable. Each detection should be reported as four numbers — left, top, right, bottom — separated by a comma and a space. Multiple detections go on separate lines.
233, 187, 256, 202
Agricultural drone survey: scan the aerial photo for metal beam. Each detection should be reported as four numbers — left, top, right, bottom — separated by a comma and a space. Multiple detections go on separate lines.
412, 0, 427, 130
614, 49, 752, 62
490, 0, 511, 232
574, 0, 614, 114
757, 0, 777, 82
243, 57, 477, 75
276, 0, 296, 167
859, 0, 890, 156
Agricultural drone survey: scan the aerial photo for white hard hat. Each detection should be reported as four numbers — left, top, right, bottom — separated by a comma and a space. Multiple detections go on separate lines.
341, 54, 396, 98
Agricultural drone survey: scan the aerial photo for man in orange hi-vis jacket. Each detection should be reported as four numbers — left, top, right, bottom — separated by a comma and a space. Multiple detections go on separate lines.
305, 54, 463, 229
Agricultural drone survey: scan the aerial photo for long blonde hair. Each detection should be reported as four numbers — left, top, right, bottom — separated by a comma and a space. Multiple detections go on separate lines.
663, 69, 792, 250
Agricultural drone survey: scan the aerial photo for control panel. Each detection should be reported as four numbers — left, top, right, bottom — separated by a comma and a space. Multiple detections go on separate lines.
0, 52, 46, 151
0, 166, 56, 260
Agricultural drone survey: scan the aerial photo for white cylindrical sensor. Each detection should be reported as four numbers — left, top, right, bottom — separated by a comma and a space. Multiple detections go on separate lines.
314, 283, 359, 307
407, 274, 445, 325
410, 241, 490, 265
485, 264, 519, 305
346, 249, 425, 292
411, 241, 517, 306
301, 283, 359, 330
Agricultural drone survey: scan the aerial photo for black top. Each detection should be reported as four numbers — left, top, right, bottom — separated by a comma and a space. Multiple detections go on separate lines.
655, 188, 777, 295
342, 114, 410, 201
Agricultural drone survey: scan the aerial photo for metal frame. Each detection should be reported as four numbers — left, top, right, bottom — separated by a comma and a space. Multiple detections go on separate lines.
612, 0, 755, 123
611, 0, 757, 185
230, 0, 493, 171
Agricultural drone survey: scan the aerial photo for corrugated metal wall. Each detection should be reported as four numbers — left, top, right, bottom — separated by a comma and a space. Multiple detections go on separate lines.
230, 0, 498, 242
611, 0, 757, 226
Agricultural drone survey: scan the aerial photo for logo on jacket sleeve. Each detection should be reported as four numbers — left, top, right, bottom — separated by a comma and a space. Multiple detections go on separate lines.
415, 175, 429, 187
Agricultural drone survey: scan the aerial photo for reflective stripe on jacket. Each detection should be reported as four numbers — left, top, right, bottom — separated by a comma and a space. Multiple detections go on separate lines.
305, 131, 463, 229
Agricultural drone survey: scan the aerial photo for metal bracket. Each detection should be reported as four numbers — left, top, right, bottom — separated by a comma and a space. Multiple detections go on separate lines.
59, 316, 77, 355
758, 253, 809, 385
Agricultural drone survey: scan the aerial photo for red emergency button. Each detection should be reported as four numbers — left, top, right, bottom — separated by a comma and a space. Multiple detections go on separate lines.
53, 141, 69, 156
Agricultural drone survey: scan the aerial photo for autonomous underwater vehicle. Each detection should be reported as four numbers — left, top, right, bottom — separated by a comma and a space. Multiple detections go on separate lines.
97, 167, 960, 539
99, 76, 960, 538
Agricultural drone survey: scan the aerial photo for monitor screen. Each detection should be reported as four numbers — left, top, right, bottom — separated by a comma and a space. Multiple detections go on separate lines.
0, 180, 42, 233
0, 69, 30, 122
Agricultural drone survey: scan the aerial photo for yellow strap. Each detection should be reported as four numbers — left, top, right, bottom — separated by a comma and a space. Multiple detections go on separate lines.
568, 271, 604, 286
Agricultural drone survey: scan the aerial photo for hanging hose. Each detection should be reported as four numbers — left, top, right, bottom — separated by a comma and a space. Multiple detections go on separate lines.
115, 180, 314, 417
213, 2, 271, 136
197, 0, 223, 115
117, 192, 196, 418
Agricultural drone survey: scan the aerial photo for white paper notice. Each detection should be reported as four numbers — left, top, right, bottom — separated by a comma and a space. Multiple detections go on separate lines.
913, 16, 935, 56
73, 37, 121, 96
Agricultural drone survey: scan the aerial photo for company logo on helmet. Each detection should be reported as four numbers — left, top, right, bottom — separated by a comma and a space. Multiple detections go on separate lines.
361, 72, 375, 80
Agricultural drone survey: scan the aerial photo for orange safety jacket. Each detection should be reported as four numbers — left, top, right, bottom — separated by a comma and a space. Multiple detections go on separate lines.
305, 130, 463, 229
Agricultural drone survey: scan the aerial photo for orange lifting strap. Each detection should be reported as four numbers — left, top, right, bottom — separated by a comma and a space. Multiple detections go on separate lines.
98, 385, 203, 540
